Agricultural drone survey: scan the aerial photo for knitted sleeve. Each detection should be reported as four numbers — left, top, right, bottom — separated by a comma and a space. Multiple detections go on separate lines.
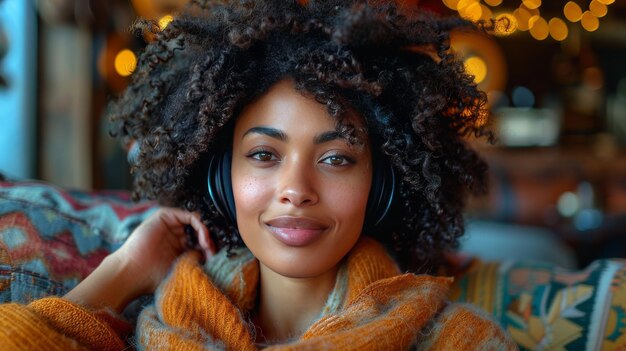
415, 302, 519, 351
0, 297, 132, 351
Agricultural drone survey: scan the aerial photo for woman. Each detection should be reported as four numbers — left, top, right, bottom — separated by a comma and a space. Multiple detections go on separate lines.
0, 0, 516, 349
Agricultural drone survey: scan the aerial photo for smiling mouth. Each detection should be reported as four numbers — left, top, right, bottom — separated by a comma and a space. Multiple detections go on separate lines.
265, 217, 328, 247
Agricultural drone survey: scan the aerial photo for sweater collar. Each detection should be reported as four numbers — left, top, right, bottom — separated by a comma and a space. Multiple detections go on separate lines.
140, 237, 454, 350
201, 237, 404, 313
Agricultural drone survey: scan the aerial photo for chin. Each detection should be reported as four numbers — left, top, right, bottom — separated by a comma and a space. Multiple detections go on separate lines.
258, 253, 340, 279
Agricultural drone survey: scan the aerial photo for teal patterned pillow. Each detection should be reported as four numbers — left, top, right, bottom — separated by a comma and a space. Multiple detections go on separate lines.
0, 180, 156, 303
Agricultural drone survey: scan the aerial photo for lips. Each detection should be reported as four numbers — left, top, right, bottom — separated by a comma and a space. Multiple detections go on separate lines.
265, 216, 328, 247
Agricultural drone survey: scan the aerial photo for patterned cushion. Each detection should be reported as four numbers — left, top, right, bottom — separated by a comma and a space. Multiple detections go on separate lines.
0, 180, 156, 303
451, 258, 626, 350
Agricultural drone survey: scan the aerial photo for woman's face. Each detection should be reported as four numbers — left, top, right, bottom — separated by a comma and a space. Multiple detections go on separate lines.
231, 79, 372, 279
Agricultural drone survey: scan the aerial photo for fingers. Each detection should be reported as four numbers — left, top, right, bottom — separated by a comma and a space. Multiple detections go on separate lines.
154, 207, 216, 257
156, 208, 204, 236
197, 226, 217, 258
187, 213, 217, 260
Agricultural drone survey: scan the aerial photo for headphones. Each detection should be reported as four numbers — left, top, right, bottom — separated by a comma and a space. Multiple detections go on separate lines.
207, 147, 396, 233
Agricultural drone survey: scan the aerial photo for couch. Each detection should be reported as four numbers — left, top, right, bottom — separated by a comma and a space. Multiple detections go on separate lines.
1, 179, 625, 350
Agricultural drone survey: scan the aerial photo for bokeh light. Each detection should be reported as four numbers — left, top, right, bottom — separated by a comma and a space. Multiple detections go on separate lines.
443, 0, 460, 10
443, 0, 613, 42
158, 15, 174, 30
464, 56, 488, 83
558, 192, 580, 217
514, 7, 533, 31
529, 16, 549, 40
564, 1, 583, 22
114, 49, 137, 77
512, 86, 535, 107
581, 11, 600, 31
484, 0, 502, 6
522, 0, 542, 10
549, 17, 568, 41
574, 209, 603, 231
458, 0, 483, 22
494, 13, 518, 36
589, 0, 608, 18
480, 5, 493, 21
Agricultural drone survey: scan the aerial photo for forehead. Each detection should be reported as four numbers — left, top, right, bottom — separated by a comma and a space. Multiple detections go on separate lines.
234, 79, 366, 137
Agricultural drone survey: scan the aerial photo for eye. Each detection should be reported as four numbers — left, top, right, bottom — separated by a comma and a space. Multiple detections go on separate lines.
247, 150, 278, 162
320, 154, 354, 166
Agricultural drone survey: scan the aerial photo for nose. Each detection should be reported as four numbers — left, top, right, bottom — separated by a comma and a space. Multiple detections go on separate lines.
277, 159, 319, 207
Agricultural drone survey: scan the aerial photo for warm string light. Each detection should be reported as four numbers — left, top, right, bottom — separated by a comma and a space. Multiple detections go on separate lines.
158, 15, 174, 30
464, 56, 488, 83
442, 0, 615, 40
114, 49, 137, 77
105, 15, 173, 82
564, 2, 583, 22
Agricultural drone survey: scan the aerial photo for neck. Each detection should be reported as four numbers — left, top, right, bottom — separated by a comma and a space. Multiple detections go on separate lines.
254, 263, 339, 344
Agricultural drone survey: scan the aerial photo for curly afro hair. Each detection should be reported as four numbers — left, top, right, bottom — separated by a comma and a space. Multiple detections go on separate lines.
108, 0, 491, 273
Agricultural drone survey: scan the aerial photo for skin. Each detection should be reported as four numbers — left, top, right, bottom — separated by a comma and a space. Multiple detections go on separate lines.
232, 79, 373, 342
66, 79, 373, 344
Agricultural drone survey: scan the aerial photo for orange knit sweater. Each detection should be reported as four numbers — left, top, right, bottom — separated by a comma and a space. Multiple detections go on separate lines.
0, 238, 517, 350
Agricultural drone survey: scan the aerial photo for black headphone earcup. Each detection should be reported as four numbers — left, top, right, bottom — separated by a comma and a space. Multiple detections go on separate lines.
363, 155, 396, 232
207, 149, 237, 226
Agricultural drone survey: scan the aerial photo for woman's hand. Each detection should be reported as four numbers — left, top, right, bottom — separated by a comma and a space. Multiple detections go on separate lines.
113, 207, 215, 294
65, 207, 215, 313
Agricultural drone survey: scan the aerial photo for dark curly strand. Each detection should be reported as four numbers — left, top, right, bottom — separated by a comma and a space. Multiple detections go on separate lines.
108, 0, 491, 273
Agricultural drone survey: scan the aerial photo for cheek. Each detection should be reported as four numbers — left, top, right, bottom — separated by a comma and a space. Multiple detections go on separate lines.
323, 176, 371, 223
233, 175, 269, 216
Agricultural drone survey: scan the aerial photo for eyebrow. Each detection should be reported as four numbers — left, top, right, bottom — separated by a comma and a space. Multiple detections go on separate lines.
242, 127, 288, 142
242, 127, 347, 145
313, 131, 344, 144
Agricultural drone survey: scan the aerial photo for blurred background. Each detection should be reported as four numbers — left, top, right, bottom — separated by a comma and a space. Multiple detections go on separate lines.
0, 0, 624, 267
